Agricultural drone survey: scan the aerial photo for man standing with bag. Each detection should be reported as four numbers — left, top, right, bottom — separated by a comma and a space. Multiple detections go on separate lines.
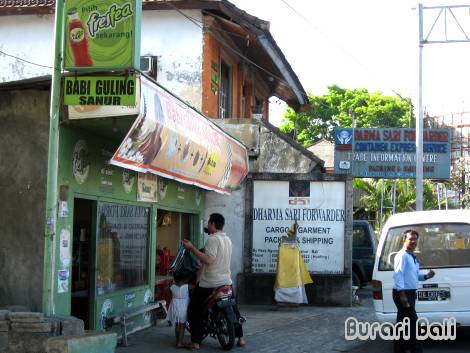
393, 229, 435, 353
182, 213, 245, 350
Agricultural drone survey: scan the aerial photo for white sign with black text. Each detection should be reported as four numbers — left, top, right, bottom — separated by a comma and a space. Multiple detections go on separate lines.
252, 180, 345, 274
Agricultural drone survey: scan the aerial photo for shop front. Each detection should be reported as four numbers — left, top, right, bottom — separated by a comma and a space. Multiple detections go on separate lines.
53, 123, 206, 334
47, 75, 248, 335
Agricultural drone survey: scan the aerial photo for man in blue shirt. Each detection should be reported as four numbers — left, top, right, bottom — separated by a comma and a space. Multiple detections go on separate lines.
393, 229, 435, 353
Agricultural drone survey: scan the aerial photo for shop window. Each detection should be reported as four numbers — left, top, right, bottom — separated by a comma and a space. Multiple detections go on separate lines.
96, 202, 150, 295
219, 60, 232, 119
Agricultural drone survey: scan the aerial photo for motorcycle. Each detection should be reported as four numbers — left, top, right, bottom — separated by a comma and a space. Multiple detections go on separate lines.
186, 285, 243, 350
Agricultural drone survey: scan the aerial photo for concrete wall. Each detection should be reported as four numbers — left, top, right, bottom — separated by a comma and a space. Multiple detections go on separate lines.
142, 10, 203, 110
204, 186, 245, 291
212, 119, 320, 173
237, 273, 351, 306
0, 88, 49, 310
253, 124, 315, 173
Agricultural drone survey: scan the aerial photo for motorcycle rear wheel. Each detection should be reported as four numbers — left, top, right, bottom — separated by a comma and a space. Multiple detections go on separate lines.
215, 310, 235, 350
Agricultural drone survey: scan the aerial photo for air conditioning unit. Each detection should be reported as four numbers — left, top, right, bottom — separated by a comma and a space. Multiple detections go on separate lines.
140, 56, 157, 79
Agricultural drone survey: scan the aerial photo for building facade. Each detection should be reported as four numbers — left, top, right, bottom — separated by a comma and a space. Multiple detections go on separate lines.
0, 0, 353, 315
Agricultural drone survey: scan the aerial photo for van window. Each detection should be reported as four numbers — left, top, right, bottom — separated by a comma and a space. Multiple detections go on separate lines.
378, 223, 470, 271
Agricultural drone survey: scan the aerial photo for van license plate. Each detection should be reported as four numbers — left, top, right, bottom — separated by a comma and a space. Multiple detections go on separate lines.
417, 289, 450, 301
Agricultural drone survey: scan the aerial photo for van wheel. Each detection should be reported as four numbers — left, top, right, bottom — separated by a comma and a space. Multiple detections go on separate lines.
352, 271, 361, 288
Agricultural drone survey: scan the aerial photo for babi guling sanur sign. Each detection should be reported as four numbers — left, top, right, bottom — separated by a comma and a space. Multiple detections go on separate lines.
334, 128, 451, 179
64, 76, 136, 106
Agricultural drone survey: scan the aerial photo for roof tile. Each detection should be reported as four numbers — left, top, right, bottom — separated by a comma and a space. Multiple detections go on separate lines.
0, 0, 55, 8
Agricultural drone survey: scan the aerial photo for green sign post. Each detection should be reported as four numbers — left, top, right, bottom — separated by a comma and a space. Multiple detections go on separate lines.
64, 0, 141, 70
64, 76, 136, 106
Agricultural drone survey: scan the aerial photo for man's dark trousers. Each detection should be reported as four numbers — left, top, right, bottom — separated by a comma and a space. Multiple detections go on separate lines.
188, 285, 243, 344
392, 289, 423, 353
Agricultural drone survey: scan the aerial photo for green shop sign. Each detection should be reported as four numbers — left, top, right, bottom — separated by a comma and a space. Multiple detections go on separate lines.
64, 76, 136, 106
64, 0, 141, 70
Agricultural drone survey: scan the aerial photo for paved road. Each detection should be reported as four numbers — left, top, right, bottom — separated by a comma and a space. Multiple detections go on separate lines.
117, 286, 470, 353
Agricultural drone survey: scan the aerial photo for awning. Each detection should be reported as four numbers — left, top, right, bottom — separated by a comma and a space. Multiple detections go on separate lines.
110, 76, 249, 194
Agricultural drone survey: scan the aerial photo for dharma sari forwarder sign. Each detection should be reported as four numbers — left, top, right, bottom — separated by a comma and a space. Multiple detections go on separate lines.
334, 128, 451, 179
64, 0, 141, 70
251, 180, 346, 274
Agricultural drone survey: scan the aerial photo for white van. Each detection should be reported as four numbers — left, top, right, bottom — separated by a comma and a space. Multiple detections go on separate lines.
372, 210, 470, 326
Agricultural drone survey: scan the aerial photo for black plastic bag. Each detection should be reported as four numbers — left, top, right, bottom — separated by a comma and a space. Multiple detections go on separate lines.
169, 244, 201, 275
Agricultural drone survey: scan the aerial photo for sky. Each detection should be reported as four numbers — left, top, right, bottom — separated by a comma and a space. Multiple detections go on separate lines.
230, 0, 470, 126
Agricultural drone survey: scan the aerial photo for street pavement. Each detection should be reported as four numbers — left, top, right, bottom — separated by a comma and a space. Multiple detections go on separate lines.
117, 286, 470, 353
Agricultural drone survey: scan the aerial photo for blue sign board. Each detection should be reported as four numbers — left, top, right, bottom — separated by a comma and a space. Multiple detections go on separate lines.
334, 128, 451, 179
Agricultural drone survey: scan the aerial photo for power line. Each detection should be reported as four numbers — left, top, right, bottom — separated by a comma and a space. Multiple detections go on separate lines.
180, 9, 251, 40
166, 3, 289, 83
279, 0, 406, 99
279, 0, 370, 72
0, 50, 52, 69
144, 3, 397, 117
164, 1, 311, 103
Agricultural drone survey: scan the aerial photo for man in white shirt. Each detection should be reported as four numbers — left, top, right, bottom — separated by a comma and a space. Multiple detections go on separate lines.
393, 229, 435, 353
182, 213, 245, 350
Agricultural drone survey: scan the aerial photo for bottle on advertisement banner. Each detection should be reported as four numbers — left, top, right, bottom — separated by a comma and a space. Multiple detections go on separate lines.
67, 8, 93, 67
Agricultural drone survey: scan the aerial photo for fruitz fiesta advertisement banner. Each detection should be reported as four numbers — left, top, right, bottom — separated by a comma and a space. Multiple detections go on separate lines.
110, 77, 249, 194
64, 0, 141, 70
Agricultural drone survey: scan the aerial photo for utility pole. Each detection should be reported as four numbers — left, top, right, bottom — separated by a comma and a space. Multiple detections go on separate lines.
43, 0, 64, 315
417, 3, 424, 210
461, 126, 466, 208
42, 0, 64, 315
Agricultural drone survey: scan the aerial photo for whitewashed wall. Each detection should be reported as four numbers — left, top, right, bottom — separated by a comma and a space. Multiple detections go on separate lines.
205, 186, 245, 292
142, 10, 203, 110
0, 15, 54, 82
1, 10, 204, 111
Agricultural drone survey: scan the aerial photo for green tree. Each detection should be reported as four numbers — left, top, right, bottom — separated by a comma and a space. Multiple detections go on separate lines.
446, 157, 470, 208
353, 178, 439, 230
280, 85, 413, 146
